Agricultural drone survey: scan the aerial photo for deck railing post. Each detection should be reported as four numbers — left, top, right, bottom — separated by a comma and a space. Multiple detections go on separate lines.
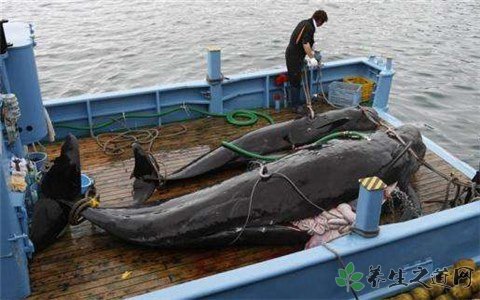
206, 47, 223, 114
353, 176, 386, 238
372, 57, 394, 112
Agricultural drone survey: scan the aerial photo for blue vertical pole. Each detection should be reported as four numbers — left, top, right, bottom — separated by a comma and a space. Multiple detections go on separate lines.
373, 57, 394, 112
3, 22, 47, 144
353, 176, 386, 238
206, 47, 223, 114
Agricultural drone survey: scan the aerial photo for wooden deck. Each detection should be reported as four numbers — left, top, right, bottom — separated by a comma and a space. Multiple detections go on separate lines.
29, 104, 468, 299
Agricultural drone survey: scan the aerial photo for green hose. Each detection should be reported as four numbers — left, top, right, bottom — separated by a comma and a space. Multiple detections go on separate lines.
313, 131, 367, 146
54, 106, 274, 131
221, 131, 368, 162
225, 110, 274, 126
221, 141, 282, 162
55, 119, 116, 131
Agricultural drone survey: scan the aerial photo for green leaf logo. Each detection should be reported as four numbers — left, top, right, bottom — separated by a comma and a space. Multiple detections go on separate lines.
335, 262, 365, 293
351, 272, 364, 281
351, 282, 365, 292
335, 277, 346, 287
346, 262, 354, 275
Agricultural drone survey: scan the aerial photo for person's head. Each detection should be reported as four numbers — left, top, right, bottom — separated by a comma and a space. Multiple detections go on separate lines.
312, 10, 328, 27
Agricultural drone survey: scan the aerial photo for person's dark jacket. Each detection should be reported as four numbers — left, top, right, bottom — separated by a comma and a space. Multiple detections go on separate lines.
286, 18, 316, 72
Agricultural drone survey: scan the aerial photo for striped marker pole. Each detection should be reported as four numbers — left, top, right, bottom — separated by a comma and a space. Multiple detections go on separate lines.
354, 176, 387, 237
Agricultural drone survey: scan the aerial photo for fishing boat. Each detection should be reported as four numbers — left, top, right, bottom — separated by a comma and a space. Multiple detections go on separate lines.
1, 21, 478, 300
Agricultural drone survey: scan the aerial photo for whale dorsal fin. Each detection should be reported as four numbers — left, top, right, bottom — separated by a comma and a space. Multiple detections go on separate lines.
131, 143, 163, 204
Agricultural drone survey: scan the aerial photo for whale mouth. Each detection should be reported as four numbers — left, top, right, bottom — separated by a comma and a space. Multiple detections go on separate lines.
177, 211, 352, 248
167, 224, 310, 248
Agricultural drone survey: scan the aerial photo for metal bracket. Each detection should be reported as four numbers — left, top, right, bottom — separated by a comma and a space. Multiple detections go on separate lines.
0, 252, 14, 259
201, 90, 211, 100
13, 206, 35, 257
8, 233, 29, 242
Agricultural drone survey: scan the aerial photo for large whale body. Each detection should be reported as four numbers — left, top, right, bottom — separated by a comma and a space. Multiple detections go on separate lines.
80, 125, 425, 248
131, 107, 380, 203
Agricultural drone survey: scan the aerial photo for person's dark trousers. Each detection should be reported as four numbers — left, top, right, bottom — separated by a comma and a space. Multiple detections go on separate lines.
288, 74, 302, 109
285, 46, 304, 109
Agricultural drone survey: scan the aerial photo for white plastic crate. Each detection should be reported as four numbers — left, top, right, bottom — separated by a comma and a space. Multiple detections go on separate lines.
328, 81, 362, 107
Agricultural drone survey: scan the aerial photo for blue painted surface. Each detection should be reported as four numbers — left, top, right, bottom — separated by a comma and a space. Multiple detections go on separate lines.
1, 22, 47, 144
81, 173, 93, 195
354, 183, 384, 236
371, 56, 395, 112
207, 48, 224, 114
373, 70, 394, 111
0, 54, 12, 92
207, 47, 222, 81
0, 122, 33, 300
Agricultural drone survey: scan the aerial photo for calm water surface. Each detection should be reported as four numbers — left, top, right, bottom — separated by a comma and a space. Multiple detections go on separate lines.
4, 0, 480, 166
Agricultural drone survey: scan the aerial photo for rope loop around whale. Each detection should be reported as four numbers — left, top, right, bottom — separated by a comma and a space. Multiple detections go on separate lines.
68, 187, 101, 225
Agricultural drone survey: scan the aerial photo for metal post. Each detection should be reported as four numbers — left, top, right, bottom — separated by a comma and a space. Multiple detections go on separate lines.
206, 46, 223, 114
385, 57, 393, 71
353, 176, 386, 238
2, 22, 47, 144
372, 58, 394, 112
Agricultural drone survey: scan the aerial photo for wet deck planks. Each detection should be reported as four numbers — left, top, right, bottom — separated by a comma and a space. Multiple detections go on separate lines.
29, 104, 467, 299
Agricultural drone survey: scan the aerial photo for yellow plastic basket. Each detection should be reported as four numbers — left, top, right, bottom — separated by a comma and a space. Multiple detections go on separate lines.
343, 76, 375, 102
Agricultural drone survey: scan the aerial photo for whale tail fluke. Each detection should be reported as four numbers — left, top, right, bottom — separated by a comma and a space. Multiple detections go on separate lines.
131, 143, 164, 204
31, 134, 81, 251
40, 133, 81, 200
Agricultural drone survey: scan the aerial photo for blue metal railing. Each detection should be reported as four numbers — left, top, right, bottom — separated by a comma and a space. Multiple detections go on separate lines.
43, 55, 391, 140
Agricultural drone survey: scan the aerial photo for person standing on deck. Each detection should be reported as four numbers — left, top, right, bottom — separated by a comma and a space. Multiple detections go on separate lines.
286, 10, 328, 114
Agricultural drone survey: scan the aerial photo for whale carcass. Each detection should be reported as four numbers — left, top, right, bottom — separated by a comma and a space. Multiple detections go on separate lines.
30, 124, 425, 250
131, 107, 381, 203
